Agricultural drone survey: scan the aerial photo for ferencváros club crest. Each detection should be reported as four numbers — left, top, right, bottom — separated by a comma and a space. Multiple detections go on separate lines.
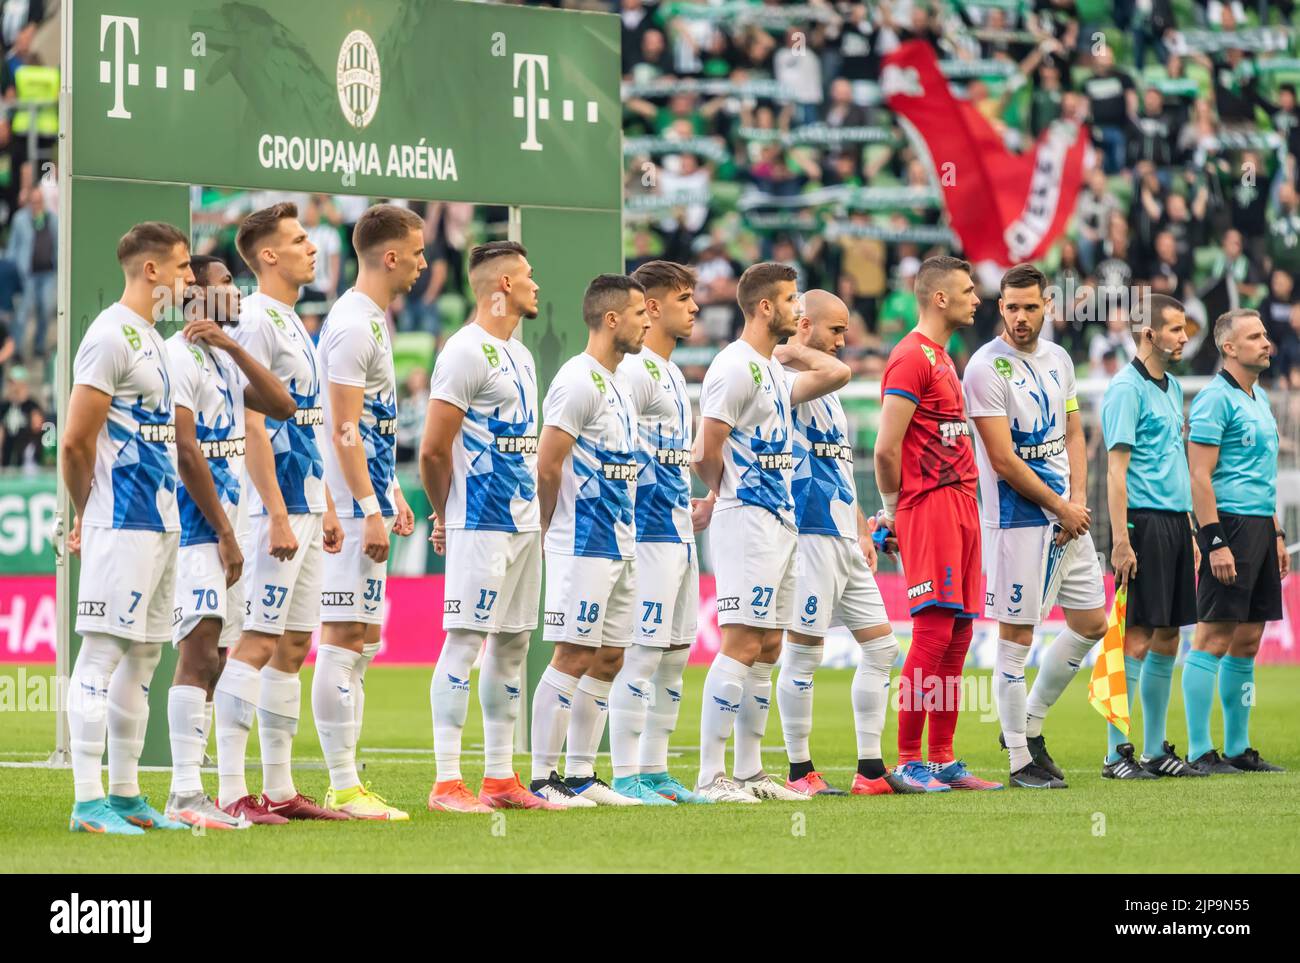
337, 30, 381, 129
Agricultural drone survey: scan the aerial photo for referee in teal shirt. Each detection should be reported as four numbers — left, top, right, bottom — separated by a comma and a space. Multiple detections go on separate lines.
1100, 294, 1204, 780
1183, 309, 1289, 774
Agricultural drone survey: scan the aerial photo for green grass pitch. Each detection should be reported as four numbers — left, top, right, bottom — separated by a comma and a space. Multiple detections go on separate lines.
3, 664, 1299, 873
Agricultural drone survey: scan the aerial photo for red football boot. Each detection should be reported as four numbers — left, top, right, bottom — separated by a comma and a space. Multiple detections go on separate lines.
221, 794, 290, 825
263, 791, 351, 820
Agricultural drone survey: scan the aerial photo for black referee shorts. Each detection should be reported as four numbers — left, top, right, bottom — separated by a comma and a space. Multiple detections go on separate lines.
1126, 509, 1198, 629
1197, 513, 1284, 624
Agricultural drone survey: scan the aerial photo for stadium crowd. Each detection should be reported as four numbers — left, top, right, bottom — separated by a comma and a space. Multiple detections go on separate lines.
8, 1, 1300, 478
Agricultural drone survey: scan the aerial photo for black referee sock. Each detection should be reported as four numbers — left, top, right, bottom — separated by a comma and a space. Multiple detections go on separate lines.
857, 758, 887, 779
789, 760, 816, 781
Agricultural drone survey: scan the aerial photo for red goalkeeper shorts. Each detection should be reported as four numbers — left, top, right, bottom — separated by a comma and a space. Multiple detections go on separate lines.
895, 485, 982, 618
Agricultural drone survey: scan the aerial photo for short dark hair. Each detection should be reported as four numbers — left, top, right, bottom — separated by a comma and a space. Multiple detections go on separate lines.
1134, 291, 1184, 330
353, 204, 425, 258
999, 263, 1048, 296
235, 202, 298, 271
631, 260, 697, 296
1281, 83, 1297, 98
736, 262, 797, 318
188, 254, 224, 286
915, 255, 973, 305
582, 274, 645, 330
469, 240, 527, 272
183, 255, 221, 315
1213, 308, 1261, 351
116, 221, 188, 269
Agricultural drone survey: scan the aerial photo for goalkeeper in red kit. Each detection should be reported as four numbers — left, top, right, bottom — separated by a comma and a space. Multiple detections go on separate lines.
874, 256, 1003, 792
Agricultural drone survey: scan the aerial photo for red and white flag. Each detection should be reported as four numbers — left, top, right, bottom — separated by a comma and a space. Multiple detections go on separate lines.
882, 41, 1092, 265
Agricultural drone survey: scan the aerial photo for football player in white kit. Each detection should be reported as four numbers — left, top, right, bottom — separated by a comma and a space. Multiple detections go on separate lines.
421, 241, 550, 813
964, 264, 1108, 788
164, 256, 294, 829
530, 274, 650, 808
211, 202, 347, 823
608, 261, 714, 805
314, 205, 420, 820
694, 264, 850, 803
777, 291, 920, 797
62, 222, 192, 834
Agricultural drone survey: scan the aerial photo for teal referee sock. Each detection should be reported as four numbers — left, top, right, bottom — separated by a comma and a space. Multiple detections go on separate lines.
1140, 651, 1176, 758
1105, 655, 1144, 764
1181, 650, 1221, 761
1219, 655, 1255, 758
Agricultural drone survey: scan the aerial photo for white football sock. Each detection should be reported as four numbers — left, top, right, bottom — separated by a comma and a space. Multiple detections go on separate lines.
853, 633, 899, 761
530, 666, 578, 782
107, 640, 162, 798
352, 641, 381, 744
202, 700, 214, 754
609, 644, 662, 778
640, 646, 689, 774
734, 660, 774, 780
213, 657, 260, 806
479, 630, 529, 780
430, 630, 482, 783
776, 642, 822, 765
257, 665, 300, 802
312, 644, 361, 791
995, 639, 1032, 772
168, 684, 208, 796
68, 634, 126, 803
1026, 628, 1099, 738
698, 653, 747, 786
564, 675, 612, 780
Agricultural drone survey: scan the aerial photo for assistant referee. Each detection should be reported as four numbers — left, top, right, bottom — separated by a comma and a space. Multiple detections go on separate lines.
1183, 309, 1289, 774
1100, 293, 1204, 780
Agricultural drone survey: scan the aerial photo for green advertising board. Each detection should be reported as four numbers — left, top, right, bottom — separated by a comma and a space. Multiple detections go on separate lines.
0, 473, 57, 574
58, 0, 623, 764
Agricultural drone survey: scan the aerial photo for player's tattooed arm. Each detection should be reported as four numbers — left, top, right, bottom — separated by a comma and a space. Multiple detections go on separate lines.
776, 341, 852, 406
418, 399, 466, 527
61, 385, 113, 556
328, 380, 386, 563
537, 425, 577, 535
1106, 446, 1136, 583
1189, 440, 1232, 583
175, 403, 243, 587
973, 413, 1090, 540
692, 417, 731, 497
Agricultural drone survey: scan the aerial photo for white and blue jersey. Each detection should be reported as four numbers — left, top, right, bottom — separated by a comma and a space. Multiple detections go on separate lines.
543, 353, 637, 560
429, 322, 539, 532
616, 346, 693, 544
73, 303, 179, 532
234, 292, 326, 516
318, 289, 397, 517
166, 332, 246, 546
788, 376, 857, 539
965, 337, 1077, 529
699, 339, 795, 529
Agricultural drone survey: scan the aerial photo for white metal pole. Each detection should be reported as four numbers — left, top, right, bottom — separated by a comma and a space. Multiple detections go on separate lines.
50, 0, 73, 767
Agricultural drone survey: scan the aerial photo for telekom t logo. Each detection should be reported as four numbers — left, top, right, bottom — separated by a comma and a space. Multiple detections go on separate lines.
99, 14, 196, 120
512, 52, 599, 152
